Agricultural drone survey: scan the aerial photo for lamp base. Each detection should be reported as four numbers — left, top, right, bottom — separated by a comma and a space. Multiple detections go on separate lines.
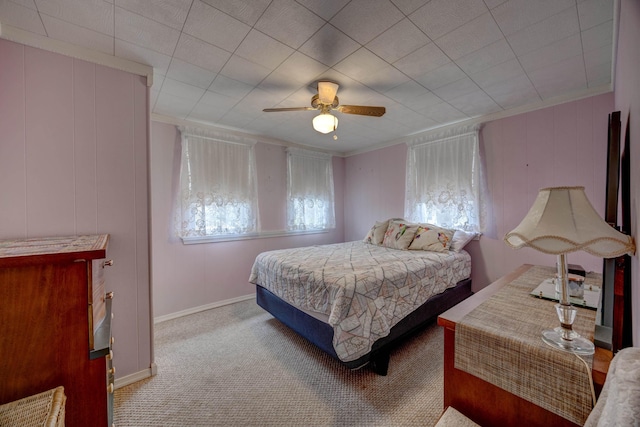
542, 329, 595, 355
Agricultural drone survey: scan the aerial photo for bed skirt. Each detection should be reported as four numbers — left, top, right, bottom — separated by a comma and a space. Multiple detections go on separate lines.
256, 277, 472, 375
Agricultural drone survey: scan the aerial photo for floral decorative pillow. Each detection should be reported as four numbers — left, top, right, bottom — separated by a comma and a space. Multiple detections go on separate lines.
382, 220, 420, 250
408, 224, 454, 252
363, 220, 390, 245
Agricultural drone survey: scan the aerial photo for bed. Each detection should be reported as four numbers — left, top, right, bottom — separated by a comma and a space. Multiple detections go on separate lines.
249, 220, 475, 375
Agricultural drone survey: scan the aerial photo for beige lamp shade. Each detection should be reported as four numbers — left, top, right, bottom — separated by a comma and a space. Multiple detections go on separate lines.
313, 113, 338, 134
504, 186, 635, 258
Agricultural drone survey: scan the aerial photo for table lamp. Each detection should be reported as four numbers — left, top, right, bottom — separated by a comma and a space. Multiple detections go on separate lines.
504, 186, 635, 355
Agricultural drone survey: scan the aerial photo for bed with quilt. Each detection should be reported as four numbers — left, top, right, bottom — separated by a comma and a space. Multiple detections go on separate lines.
249, 219, 476, 375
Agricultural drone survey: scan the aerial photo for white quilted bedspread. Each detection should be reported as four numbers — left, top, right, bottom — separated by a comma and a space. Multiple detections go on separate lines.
249, 241, 471, 362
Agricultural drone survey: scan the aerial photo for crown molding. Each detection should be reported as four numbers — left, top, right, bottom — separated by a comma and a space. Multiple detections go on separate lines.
0, 22, 153, 86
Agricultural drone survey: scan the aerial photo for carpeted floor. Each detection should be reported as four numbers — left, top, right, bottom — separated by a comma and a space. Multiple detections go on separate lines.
114, 299, 445, 426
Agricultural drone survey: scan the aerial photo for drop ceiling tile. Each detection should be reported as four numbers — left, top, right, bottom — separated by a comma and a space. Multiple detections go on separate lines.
490, 0, 574, 36
295, 0, 350, 21
393, 42, 450, 79
528, 54, 586, 99
483, 74, 539, 109
161, 77, 206, 101
434, 12, 504, 60
173, 33, 231, 73
409, 0, 488, 40
384, 80, 430, 104
216, 110, 256, 130
183, 1, 251, 52
390, 0, 430, 15
334, 48, 394, 82
330, 0, 404, 45
483, 0, 508, 9
116, 0, 191, 30
432, 76, 481, 102
358, 66, 411, 93
10, 0, 36, 10
471, 58, 525, 90
199, 89, 240, 108
578, 0, 613, 30
166, 58, 217, 89
401, 91, 443, 112
366, 18, 431, 63
254, 0, 325, 49
298, 24, 360, 67
219, 55, 272, 86
0, 1, 46, 35
585, 57, 611, 87
235, 30, 294, 70
506, 6, 579, 56
455, 39, 516, 75
449, 89, 502, 117
268, 52, 329, 87
115, 39, 172, 74
417, 102, 467, 124
581, 20, 613, 52
584, 43, 612, 71
415, 62, 466, 91
115, 7, 180, 56
35, 0, 114, 36
187, 102, 228, 123
200, 0, 271, 26
208, 75, 254, 100
41, 14, 114, 54
154, 91, 197, 119
518, 34, 582, 74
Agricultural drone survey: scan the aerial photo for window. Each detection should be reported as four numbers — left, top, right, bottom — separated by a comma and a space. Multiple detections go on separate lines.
175, 127, 259, 240
286, 147, 335, 231
405, 125, 486, 232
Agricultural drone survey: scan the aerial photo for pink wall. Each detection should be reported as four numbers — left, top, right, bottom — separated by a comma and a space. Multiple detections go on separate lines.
614, 0, 640, 345
150, 122, 345, 318
345, 93, 614, 292
0, 39, 152, 380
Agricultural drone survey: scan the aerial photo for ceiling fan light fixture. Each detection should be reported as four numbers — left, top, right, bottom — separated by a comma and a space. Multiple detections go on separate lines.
313, 113, 338, 134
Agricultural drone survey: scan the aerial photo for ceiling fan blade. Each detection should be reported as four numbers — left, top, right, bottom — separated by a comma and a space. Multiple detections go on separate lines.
263, 107, 316, 112
318, 81, 339, 104
337, 105, 386, 117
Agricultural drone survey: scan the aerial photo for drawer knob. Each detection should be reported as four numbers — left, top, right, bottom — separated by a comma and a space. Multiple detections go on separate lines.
107, 383, 114, 394
106, 291, 114, 300
109, 366, 116, 375
110, 336, 115, 345
107, 350, 113, 360
103, 259, 114, 268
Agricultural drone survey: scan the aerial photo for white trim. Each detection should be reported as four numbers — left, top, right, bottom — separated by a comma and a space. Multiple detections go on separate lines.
181, 228, 329, 244
0, 22, 154, 86
114, 363, 157, 389
154, 294, 255, 324
152, 113, 345, 157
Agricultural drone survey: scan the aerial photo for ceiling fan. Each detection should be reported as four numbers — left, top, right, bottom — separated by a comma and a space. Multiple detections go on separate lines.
262, 81, 386, 134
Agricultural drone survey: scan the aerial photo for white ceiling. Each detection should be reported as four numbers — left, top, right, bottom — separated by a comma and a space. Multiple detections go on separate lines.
0, 0, 615, 154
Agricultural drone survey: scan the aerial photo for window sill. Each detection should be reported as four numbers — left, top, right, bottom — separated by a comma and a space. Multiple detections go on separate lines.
181, 229, 330, 245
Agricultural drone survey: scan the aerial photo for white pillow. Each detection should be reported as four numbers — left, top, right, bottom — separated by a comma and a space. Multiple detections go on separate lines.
449, 230, 477, 252
363, 220, 390, 245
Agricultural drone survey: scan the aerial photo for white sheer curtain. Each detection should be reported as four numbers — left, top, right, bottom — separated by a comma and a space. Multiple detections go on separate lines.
405, 125, 486, 233
175, 126, 259, 238
287, 147, 335, 231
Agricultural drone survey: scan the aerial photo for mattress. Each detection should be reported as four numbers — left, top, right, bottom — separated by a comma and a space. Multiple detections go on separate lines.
249, 240, 471, 362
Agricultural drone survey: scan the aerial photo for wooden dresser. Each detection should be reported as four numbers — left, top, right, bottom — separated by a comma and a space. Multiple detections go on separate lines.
0, 235, 115, 426
437, 264, 612, 427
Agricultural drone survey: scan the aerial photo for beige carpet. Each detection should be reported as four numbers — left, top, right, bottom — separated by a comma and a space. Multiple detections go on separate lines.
114, 299, 445, 426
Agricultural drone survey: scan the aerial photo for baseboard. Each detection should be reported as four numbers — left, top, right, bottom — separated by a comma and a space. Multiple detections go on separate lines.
115, 362, 157, 390
154, 294, 255, 324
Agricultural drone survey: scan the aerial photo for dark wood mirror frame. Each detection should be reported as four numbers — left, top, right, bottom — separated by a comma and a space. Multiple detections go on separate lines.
597, 111, 632, 352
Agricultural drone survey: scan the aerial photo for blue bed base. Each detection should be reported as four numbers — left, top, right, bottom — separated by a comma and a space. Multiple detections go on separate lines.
256, 277, 472, 375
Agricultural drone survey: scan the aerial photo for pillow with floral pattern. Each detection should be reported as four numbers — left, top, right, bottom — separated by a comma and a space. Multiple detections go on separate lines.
408, 224, 454, 252
363, 220, 390, 245
382, 220, 420, 250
